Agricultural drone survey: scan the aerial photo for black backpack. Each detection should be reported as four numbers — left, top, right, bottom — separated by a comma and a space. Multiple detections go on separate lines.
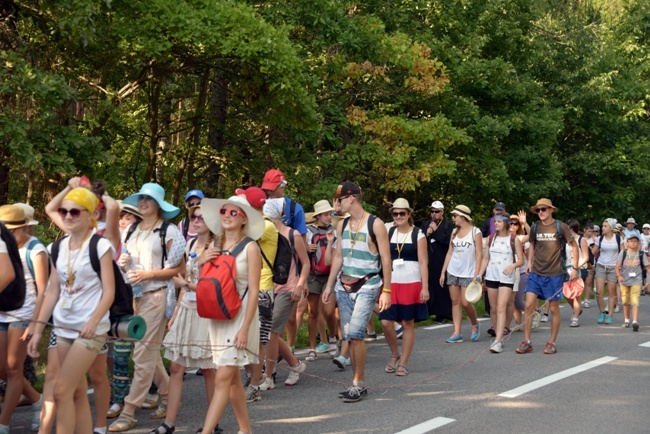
0, 223, 26, 311
51, 234, 134, 330
260, 224, 300, 285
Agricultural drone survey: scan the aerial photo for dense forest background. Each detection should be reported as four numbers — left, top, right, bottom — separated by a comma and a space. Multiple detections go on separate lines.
2, 0, 650, 234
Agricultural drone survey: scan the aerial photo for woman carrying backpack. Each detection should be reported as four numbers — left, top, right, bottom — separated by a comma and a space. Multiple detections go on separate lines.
478, 213, 524, 353
593, 219, 624, 325
378, 199, 429, 376
198, 195, 265, 434
27, 187, 115, 434
0, 206, 45, 433
440, 205, 482, 343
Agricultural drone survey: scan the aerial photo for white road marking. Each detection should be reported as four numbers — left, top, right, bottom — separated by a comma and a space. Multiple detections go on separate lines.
499, 356, 617, 398
639, 341, 650, 348
394, 417, 455, 433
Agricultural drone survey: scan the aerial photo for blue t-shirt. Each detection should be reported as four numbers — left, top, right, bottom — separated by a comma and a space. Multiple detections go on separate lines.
283, 197, 307, 235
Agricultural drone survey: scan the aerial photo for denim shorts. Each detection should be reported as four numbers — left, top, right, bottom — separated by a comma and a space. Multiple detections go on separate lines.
335, 280, 380, 341
0, 321, 30, 331
525, 272, 565, 301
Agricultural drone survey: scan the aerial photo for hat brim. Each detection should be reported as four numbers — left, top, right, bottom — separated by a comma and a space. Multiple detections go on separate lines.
201, 198, 265, 241
450, 210, 472, 222
1, 221, 28, 230
465, 281, 482, 304
261, 181, 281, 191
123, 193, 179, 220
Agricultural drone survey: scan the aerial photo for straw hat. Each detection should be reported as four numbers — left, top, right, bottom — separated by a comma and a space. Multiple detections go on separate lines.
389, 198, 412, 212
529, 198, 558, 213
201, 196, 265, 241
118, 200, 142, 219
450, 205, 472, 221
626, 217, 637, 226
0, 205, 28, 229
465, 281, 482, 304
305, 200, 336, 223
13, 203, 38, 226
122, 183, 180, 220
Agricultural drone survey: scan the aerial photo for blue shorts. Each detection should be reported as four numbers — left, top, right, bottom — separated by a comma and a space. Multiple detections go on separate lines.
525, 272, 565, 301
335, 280, 380, 341
0, 321, 30, 331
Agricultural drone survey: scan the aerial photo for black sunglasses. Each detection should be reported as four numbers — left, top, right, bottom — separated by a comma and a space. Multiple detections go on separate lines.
535, 207, 548, 213
431, 210, 443, 214
58, 207, 87, 218
392, 211, 408, 217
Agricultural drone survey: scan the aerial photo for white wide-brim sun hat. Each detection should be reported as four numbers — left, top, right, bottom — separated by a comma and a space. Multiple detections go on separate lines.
202, 196, 265, 241
465, 281, 482, 304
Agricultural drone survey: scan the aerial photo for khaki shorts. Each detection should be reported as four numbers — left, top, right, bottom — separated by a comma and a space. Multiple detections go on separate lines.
595, 264, 617, 283
57, 335, 108, 353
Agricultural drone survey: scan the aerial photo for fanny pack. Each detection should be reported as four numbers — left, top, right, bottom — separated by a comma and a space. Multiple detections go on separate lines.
339, 272, 379, 293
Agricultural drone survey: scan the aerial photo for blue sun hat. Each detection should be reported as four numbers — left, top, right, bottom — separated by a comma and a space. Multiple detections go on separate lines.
123, 183, 180, 220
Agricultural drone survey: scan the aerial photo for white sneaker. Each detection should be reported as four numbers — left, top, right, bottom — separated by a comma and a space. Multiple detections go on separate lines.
489, 341, 503, 353
614, 305, 620, 313
259, 374, 275, 391
540, 313, 549, 323
284, 361, 306, 386
570, 317, 579, 327
582, 301, 590, 308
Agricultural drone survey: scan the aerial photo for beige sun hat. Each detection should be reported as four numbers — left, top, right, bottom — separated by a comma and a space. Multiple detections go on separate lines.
13, 203, 39, 226
465, 281, 482, 304
201, 196, 265, 241
450, 205, 472, 221
530, 198, 558, 213
0, 205, 28, 229
389, 198, 412, 212
305, 200, 336, 223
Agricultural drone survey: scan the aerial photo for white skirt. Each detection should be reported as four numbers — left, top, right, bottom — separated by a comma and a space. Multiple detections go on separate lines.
163, 303, 216, 369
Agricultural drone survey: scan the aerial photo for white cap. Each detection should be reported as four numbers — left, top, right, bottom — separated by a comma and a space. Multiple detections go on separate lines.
430, 201, 444, 210
643, 223, 650, 229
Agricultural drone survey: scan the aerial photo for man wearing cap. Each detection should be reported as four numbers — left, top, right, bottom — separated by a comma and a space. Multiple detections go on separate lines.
261, 169, 307, 240
480, 201, 507, 238
178, 190, 204, 241
622, 217, 641, 243
420, 200, 454, 322
322, 182, 392, 403
516, 198, 578, 355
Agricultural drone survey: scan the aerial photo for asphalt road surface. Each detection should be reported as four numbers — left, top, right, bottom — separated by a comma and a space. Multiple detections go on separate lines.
10, 295, 650, 433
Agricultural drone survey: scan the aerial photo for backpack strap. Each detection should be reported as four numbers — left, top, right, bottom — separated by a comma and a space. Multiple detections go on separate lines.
598, 234, 604, 249
227, 237, 253, 257
341, 216, 350, 234
88, 234, 102, 276
189, 238, 198, 253
388, 226, 396, 243
25, 238, 40, 281
50, 237, 66, 269
182, 217, 190, 239
124, 221, 140, 244
156, 222, 170, 268
510, 233, 516, 261
616, 234, 621, 253
530, 222, 538, 246
367, 215, 378, 246
289, 199, 296, 227
258, 241, 273, 270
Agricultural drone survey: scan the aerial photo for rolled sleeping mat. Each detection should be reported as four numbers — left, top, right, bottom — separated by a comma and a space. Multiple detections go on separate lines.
109, 315, 147, 340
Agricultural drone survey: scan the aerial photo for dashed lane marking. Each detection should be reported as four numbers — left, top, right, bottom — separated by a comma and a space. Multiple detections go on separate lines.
393, 417, 455, 433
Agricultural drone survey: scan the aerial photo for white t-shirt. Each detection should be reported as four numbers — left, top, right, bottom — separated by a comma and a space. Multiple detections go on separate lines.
0, 237, 47, 323
486, 235, 516, 284
598, 235, 621, 267
49, 236, 113, 339
448, 227, 480, 278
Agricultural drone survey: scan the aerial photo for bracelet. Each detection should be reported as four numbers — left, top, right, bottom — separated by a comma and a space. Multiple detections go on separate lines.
382, 288, 391, 294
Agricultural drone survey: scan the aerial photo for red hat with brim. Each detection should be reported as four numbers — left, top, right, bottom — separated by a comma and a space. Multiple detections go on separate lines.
261, 169, 286, 191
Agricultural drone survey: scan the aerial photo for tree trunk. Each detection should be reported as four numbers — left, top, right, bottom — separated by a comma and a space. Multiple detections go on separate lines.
206, 70, 228, 196
143, 80, 162, 183
0, 0, 18, 204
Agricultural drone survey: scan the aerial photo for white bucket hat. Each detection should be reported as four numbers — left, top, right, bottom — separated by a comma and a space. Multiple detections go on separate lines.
626, 217, 637, 226
305, 200, 336, 223
202, 196, 265, 241
465, 281, 482, 304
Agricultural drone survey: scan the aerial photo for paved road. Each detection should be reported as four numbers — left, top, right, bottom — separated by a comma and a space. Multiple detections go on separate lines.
10, 295, 650, 433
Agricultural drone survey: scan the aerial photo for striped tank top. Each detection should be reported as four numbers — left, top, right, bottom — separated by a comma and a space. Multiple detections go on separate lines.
340, 216, 382, 290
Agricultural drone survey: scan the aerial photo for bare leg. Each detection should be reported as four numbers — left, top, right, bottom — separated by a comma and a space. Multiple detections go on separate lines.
448, 285, 463, 336
349, 338, 366, 383
88, 352, 110, 430
549, 300, 561, 343
399, 321, 415, 366
39, 346, 59, 434
163, 362, 185, 425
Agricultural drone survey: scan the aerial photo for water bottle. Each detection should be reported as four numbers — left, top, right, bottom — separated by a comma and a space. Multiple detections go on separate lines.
185, 252, 198, 302
124, 249, 144, 298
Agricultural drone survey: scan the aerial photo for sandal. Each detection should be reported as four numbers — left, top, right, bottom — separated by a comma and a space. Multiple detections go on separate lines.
305, 350, 318, 362
328, 338, 338, 358
395, 364, 409, 376
108, 413, 137, 432
150, 422, 175, 433
385, 353, 401, 373
107, 402, 124, 419
141, 393, 159, 410
150, 400, 167, 419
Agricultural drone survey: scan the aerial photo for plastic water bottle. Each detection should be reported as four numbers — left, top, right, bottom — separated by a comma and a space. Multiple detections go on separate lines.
124, 249, 144, 298
188, 252, 198, 282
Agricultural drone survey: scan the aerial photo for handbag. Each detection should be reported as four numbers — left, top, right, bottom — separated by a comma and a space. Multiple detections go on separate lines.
339, 272, 378, 293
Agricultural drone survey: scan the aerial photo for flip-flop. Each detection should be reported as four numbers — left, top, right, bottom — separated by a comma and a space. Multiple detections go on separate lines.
385, 354, 401, 373
395, 364, 409, 376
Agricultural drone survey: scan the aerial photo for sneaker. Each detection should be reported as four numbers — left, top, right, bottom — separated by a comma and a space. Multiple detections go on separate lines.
245, 386, 261, 403
471, 323, 480, 341
487, 327, 496, 337
597, 311, 607, 324
364, 332, 377, 342
305, 350, 318, 362
284, 361, 306, 386
243, 374, 252, 388
622, 321, 630, 328
604, 316, 614, 325
315, 342, 330, 353
582, 301, 590, 308
614, 305, 620, 313
490, 341, 503, 353
633, 322, 639, 332
543, 341, 557, 354
259, 375, 275, 391
333, 355, 351, 370
570, 317, 579, 327
515, 340, 533, 354
395, 324, 404, 340
445, 334, 463, 343
540, 313, 549, 323
341, 386, 368, 403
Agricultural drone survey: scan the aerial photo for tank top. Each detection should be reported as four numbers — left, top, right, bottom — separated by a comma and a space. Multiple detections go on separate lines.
340, 216, 381, 289
486, 234, 516, 284
448, 227, 479, 278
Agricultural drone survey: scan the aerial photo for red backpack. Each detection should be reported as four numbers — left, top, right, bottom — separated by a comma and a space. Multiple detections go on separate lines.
308, 225, 332, 276
197, 238, 252, 320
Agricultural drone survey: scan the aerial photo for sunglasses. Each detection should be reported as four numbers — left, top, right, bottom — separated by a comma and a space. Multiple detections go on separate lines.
188, 201, 201, 207
392, 211, 408, 217
511, 222, 520, 226
220, 208, 246, 218
535, 207, 549, 213
58, 207, 87, 218
138, 195, 155, 202
191, 215, 204, 222
431, 210, 443, 214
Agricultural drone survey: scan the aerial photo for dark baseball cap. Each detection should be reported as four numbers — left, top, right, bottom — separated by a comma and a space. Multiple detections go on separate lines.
494, 201, 506, 211
332, 182, 362, 198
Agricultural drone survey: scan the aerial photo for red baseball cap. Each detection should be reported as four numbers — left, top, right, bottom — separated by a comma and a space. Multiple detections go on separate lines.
235, 187, 267, 209
261, 169, 286, 191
